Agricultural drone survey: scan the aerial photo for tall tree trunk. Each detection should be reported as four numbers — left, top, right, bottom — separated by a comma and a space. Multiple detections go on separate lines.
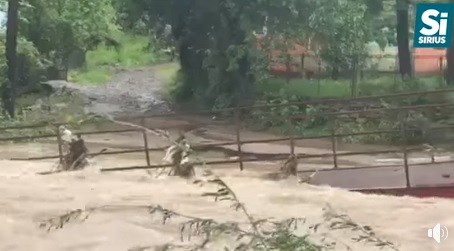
447, 0, 454, 85
331, 57, 340, 80
396, 0, 412, 78
351, 55, 360, 97
3, 0, 19, 118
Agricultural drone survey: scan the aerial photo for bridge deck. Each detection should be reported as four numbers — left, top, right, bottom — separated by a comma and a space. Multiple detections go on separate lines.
310, 163, 454, 190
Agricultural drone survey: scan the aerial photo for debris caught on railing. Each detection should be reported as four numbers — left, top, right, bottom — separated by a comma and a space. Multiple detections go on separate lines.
162, 134, 195, 178
280, 154, 297, 176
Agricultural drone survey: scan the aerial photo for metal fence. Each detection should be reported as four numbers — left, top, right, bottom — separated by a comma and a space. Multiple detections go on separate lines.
2, 88, 454, 190
271, 49, 447, 76
271, 53, 448, 98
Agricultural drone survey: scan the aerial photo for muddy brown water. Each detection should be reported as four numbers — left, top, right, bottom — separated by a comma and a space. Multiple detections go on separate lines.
1, 157, 454, 251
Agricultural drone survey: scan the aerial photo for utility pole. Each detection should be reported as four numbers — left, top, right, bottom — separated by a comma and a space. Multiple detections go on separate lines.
447, 0, 454, 85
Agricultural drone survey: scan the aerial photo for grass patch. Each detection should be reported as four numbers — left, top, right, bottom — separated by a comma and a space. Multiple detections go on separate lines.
69, 33, 167, 85
155, 62, 181, 100
15, 93, 86, 122
247, 73, 450, 145
257, 74, 445, 99
258, 78, 351, 98
70, 68, 112, 85
155, 63, 179, 84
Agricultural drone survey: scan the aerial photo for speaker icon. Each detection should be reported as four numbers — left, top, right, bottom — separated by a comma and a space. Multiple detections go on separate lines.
428, 223, 449, 243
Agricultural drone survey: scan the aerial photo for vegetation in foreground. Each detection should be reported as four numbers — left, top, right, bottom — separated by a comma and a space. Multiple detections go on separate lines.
0, 92, 92, 141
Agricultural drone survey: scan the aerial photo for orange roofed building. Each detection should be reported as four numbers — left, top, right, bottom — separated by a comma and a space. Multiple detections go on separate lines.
413, 48, 446, 74
254, 34, 309, 77
255, 34, 447, 77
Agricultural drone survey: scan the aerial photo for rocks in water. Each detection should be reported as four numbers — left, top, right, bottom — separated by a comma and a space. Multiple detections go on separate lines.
24, 98, 50, 112
45, 80, 80, 96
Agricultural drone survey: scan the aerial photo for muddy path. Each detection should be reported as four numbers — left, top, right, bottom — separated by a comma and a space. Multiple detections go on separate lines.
47, 65, 173, 116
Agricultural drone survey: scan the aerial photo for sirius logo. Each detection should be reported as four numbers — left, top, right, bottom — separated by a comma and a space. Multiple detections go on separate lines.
414, 3, 454, 48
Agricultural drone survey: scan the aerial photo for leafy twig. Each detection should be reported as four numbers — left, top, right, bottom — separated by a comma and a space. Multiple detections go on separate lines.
322, 204, 398, 250
197, 176, 270, 249
39, 208, 93, 232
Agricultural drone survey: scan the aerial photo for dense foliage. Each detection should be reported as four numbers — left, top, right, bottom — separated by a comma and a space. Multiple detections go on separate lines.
113, 0, 452, 108
0, 0, 122, 116
0, 0, 453, 144
118, 0, 376, 108
1, 0, 450, 108
19, 0, 118, 68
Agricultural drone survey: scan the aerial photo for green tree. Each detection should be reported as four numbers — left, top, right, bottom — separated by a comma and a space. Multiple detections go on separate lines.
308, 0, 370, 86
122, 0, 379, 108
367, 0, 396, 48
19, 0, 118, 72
125, 0, 313, 109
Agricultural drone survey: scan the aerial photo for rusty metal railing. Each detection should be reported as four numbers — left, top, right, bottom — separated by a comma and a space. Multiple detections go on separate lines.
2, 88, 454, 190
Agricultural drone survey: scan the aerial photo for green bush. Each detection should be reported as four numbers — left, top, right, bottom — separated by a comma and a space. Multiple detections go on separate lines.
166, 68, 191, 101
0, 35, 49, 95
247, 74, 449, 145
257, 74, 444, 100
